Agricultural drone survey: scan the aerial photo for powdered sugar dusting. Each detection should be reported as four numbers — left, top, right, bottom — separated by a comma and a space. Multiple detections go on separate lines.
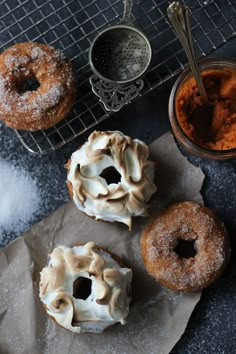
32, 289, 197, 354
49, 46, 66, 61
31, 46, 46, 60
33, 82, 65, 111
0, 74, 9, 99
0, 158, 41, 237
4, 54, 30, 69
0, 74, 65, 115
0, 255, 39, 352
0, 74, 11, 111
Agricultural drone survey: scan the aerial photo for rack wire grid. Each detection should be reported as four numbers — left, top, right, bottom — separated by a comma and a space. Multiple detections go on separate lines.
0, 0, 235, 154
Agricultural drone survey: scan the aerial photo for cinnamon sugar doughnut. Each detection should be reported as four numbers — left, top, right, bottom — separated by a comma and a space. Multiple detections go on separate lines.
0, 42, 76, 130
39, 242, 132, 333
141, 201, 230, 292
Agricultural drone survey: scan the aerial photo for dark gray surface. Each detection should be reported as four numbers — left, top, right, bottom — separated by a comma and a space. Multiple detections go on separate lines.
0, 37, 236, 354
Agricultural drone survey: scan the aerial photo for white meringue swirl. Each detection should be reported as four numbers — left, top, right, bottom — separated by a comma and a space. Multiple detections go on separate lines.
66, 130, 157, 228
39, 242, 132, 333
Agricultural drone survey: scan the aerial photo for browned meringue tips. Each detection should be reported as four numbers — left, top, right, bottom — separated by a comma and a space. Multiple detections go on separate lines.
39, 242, 132, 333
66, 130, 157, 229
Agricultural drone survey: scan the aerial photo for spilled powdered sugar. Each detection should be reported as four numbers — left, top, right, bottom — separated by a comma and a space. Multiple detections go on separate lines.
0, 158, 41, 238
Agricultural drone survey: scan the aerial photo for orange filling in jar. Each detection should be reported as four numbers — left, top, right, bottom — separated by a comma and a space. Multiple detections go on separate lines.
175, 69, 236, 150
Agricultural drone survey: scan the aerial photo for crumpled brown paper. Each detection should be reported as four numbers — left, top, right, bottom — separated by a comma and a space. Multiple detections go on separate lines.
0, 133, 204, 354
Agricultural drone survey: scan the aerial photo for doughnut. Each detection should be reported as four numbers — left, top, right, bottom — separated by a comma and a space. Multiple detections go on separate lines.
39, 242, 132, 333
141, 201, 230, 292
0, 42, 76, 130
66, 130, 157, 229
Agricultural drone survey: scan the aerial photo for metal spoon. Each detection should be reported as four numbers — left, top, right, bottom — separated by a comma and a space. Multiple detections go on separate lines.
167, 1, 208, 104
167, 1, 214, 142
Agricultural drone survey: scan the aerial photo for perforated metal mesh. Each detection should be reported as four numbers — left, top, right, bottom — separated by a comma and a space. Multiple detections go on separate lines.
0, 0, 235, 153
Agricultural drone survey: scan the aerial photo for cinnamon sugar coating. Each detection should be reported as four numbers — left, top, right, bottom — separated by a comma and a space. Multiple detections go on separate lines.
0, 42, 76, 130
141, 201, 230, 292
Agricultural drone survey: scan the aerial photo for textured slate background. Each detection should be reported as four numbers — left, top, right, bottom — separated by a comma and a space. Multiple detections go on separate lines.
0, 1, 235, 352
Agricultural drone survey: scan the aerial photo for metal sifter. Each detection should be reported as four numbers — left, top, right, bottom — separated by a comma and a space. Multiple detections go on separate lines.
89, 0, 152, 112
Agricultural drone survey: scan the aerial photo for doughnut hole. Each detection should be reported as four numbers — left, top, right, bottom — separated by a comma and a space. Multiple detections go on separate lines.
174, 239, 197, 259
15, 75, 40, 94
73, 276, 92, 300
100, 167, 121, 185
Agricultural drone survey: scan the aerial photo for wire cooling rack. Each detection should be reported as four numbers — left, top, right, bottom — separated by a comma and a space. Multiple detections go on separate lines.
0, 0, 235, 154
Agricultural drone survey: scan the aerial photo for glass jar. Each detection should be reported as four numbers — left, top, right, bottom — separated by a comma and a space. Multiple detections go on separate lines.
168, 57, 236, 160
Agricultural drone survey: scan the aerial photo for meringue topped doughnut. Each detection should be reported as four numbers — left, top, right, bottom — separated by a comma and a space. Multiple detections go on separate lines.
141, 202, 230, 292
66, 130, 157, 229
0, 42, 76, 130
39, 242, 132, 333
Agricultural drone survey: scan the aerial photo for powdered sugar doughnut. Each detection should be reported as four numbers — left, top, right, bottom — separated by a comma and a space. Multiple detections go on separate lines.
0, 42, 76, 130
66, 130, 157, 229
141, 201, 230, 292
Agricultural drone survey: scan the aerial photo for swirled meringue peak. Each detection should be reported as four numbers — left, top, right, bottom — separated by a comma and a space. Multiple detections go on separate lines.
66, 130, 157, 229
39, 242, 132, 333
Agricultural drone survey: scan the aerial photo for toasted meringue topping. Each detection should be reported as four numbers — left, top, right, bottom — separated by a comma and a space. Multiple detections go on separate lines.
39, 242, 132, 333
66, 131, 157, 228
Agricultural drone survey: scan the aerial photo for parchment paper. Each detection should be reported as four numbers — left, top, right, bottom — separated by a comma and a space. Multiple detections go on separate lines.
0, 133, 204, 354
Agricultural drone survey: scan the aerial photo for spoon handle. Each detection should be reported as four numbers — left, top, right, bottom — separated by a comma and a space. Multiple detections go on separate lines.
121, 0, 133, 24
167, 1, 209, 104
